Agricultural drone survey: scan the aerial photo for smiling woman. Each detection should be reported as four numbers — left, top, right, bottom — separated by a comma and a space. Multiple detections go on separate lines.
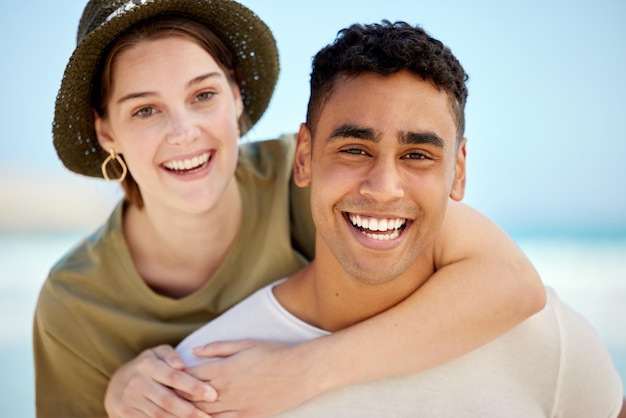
93, 19, 244, 211
98, 42, 241, 213
32, 2, 323, 416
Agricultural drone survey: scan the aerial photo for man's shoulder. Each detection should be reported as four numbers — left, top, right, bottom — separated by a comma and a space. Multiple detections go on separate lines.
495, 286, 589, 348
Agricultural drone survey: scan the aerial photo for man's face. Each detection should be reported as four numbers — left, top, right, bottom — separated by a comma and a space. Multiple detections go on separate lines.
295, 70, 466, 285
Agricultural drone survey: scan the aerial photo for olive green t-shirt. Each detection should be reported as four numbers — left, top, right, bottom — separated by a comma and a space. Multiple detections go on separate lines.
33, 135, 315, 417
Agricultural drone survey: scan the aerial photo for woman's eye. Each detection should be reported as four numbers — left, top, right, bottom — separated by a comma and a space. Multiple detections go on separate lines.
134, 107, 156, 118
196, 91, 215, 102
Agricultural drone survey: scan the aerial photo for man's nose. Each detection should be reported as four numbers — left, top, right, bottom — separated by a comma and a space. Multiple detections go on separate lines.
359, 157, 405, 201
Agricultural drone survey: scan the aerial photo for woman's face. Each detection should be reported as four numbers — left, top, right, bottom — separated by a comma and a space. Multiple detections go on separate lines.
95, 36, 244, 215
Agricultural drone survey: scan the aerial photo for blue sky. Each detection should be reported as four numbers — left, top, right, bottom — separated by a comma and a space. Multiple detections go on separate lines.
1, 0, 625, 232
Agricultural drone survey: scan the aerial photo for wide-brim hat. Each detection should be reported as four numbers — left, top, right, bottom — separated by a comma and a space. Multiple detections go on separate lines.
54, 0, 279, 178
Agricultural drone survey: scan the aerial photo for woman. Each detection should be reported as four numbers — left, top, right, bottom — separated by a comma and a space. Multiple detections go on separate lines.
33, 0, 544, 417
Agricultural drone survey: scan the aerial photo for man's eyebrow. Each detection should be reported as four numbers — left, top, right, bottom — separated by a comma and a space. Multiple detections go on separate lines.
329, 124, 378, 142
116, 72, 222, 105
401, 131, 445, 148
328, 124, 445, 148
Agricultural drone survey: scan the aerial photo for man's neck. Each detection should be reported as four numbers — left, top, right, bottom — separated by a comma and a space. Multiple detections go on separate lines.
274, 249, 435, 332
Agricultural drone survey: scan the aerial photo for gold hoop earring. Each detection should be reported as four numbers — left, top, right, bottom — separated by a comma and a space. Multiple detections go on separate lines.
101, 149, 128, 182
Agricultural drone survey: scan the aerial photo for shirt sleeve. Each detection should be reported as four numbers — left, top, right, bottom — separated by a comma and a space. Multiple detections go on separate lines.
550, 288, 624, 417
33, 279, 110, 417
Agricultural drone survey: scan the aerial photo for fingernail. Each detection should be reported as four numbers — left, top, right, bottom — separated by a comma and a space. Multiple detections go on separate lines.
170, 358, 184, 368
205, 385, 218, 402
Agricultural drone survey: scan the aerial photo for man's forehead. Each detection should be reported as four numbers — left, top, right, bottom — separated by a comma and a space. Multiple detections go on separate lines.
319, 72, 458, 144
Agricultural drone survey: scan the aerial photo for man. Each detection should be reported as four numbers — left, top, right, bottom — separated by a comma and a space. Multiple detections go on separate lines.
178, 21, 625, 417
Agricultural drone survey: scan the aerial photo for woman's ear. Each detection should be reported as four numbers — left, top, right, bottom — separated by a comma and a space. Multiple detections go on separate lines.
93, 110, 116, 152
450, 138, 467, 201
294, 123, 313, 188
232, 83, 244, 120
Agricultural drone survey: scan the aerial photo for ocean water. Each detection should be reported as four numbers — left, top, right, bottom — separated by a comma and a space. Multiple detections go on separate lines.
1, 230, 625, 417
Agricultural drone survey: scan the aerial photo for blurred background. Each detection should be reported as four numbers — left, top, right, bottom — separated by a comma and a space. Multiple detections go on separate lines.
1, 0, 625, 415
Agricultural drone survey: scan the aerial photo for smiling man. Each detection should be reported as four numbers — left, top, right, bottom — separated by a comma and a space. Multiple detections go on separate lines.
178, 21, 625, 417
275, 68, 466, 333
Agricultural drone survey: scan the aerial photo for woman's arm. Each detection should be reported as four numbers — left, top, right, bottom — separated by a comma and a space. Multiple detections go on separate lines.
186, 200, 546, 417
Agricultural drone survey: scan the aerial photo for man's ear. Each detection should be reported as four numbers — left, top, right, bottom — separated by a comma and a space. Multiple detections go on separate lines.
294, 123, 312, 188
450, 138, 467, 201
93, 110, 116, 153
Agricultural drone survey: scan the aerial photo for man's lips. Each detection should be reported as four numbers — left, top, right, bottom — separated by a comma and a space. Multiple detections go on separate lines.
347, 213, 407, 241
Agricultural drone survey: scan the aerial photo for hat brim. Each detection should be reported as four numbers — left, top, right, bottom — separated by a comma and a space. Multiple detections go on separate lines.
53, 0, 279, 178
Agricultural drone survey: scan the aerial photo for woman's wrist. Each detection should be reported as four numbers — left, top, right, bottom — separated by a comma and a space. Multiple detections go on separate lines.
289, 333, 358, 399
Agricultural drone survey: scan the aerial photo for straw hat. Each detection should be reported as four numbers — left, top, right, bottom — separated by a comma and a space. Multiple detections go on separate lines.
53, 0, 279, 178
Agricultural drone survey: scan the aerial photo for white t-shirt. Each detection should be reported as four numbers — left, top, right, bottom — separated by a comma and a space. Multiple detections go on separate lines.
177, 282, 624, 417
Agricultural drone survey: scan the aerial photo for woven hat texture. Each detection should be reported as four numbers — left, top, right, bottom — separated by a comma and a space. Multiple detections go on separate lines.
54, 0, 279, 177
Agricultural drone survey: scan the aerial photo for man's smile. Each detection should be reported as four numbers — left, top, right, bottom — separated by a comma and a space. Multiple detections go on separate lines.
346, 213, 408, 241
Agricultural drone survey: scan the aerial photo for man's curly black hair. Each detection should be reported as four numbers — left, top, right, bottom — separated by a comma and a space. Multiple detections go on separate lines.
306, 20, 469, 142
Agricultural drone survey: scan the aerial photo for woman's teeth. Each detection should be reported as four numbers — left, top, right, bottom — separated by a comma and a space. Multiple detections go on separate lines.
163, 152, 210, 171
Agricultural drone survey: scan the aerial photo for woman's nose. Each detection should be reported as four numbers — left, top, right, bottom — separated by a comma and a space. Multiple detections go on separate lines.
166, 110, 201, 145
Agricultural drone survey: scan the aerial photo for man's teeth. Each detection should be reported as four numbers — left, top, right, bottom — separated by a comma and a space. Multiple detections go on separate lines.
163, 152, 210, 171
349, 214, 405, 232
363, 229, 401, 241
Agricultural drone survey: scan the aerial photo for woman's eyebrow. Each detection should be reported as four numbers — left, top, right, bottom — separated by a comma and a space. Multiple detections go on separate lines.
116, 72, 222, 105
187, 71, 222, 88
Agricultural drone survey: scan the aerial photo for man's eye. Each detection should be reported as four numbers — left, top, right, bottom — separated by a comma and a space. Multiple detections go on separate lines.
404, 152, 429, 160
341, 148, 367, 155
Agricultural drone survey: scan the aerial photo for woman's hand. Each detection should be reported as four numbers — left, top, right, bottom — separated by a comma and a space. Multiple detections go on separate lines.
188, 340, 320, 418
105, 344, 217, 418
